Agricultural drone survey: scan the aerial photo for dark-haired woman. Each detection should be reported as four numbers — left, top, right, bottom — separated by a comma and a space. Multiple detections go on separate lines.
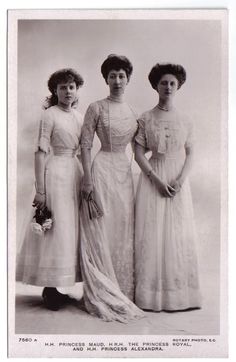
80, 54, 144, 322
135, 63, 201, 312
16, 69, 84, 310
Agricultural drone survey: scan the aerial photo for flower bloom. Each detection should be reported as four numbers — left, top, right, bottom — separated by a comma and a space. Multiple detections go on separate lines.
42, 218, 53, 231
31, 222, 43, 235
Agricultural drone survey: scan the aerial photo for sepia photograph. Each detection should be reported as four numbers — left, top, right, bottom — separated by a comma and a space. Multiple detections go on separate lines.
7, 8, 228, 358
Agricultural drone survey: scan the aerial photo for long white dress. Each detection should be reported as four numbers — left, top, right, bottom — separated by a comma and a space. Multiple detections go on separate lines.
80, 97, 144, 322
135, 106, 201, 311
16, 105, 83, 287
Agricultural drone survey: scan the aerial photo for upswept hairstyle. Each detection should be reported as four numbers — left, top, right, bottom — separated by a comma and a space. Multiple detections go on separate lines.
44, 68, 84, 109
148, 63, 186, 90
101, 54, 133, 84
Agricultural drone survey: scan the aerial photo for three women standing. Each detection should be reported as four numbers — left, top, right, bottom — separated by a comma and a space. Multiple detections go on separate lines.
134, 63, 201, 311
16, 59, 201, 320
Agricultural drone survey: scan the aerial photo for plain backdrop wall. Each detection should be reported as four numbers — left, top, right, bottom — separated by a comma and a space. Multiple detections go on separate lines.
17, 19, 222, 281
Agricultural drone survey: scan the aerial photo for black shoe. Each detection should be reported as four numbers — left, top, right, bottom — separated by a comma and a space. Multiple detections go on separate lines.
54, 289, 71, 304
42, 287, 61, 311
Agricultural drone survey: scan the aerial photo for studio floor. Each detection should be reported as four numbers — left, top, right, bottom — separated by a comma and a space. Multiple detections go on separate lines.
15, 268, 219, 336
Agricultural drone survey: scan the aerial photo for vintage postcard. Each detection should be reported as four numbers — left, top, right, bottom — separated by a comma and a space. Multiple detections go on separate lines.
8, 8, 228, 358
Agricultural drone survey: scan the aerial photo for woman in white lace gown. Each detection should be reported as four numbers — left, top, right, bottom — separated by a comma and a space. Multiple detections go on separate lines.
80, 54, 144, 322
16, 69, 84, 311
135, 63, 202, 311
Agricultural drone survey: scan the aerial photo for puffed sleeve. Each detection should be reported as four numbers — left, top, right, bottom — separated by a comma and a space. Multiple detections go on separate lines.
80, 103, 99, 149
34, 110, 54, 154
135, 117, 148, 149
184, 117, 195, 149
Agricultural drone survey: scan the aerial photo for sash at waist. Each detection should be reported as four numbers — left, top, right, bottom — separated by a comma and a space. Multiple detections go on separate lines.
53, 148, 77, 157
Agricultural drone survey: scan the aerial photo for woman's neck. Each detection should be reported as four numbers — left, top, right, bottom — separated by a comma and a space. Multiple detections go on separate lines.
157, 99, 174, 111
108, 93, 124, 103
57, 102, 72, 112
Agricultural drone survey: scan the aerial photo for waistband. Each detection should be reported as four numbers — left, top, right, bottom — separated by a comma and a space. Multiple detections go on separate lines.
100, 145, 126, 153
53, 148, 77, 157
151, 150, 182, 160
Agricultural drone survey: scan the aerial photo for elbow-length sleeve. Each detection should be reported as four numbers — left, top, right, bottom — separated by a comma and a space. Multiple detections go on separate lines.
34, 110, 54, 154
135, 117, 148, 150
80, 103, 99, 149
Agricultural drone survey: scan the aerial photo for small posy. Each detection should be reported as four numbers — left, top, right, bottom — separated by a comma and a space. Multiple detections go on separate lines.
31, 206, 53, 235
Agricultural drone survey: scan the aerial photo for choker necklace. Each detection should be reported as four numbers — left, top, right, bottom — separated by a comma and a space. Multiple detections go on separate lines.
157, 104, 172, 112
107, 95, 124, 103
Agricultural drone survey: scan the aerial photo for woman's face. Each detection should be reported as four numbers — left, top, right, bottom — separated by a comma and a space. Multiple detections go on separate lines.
55, 81, 77, 107
107, 69, 128, 96
157, 74, 179, 100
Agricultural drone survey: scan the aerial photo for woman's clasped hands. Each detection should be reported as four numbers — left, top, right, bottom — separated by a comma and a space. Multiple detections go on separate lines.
150, 172, 182, 198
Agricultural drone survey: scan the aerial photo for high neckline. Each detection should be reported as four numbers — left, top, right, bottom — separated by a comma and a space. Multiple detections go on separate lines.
56, 104, 72, 113
107, 95, 125, 103
157, 104, 174, 112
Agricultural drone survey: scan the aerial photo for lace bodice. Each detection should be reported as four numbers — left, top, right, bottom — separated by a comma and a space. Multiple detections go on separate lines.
80, 98, 137, 152
35, 106, 83, 155
135, 107, 194, 157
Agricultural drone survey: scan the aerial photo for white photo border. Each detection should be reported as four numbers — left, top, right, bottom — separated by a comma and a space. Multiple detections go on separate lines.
7, 7, 228, 359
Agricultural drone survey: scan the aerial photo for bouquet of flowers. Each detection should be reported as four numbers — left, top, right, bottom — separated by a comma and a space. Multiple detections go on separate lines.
31, 206, 53, 235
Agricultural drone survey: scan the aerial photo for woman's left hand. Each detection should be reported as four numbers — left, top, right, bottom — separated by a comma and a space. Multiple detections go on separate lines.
32, 192, 46, 209
81, 182, 93, 201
